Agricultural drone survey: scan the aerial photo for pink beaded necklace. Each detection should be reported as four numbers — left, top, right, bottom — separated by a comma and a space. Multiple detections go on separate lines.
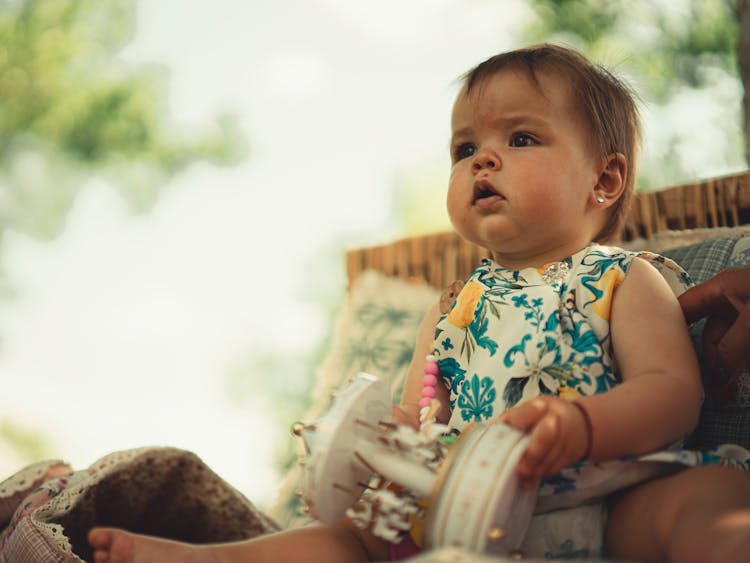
419, 354, 440, 424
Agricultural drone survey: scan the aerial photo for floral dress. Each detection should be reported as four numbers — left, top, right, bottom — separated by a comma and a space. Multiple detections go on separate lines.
433, 243, 750, 513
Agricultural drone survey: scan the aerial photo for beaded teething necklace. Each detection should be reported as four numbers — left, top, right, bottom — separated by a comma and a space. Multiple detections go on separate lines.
419, 354, 440, 425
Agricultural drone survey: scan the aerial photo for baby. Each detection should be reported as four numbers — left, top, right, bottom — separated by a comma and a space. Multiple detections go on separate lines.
89, 44, 750, 563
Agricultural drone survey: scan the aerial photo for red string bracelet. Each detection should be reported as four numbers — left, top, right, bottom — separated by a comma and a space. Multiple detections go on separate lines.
572, 401, 593, 460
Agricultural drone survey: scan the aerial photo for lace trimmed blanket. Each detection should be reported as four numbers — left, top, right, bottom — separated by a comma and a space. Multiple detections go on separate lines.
0, 447, 278, 562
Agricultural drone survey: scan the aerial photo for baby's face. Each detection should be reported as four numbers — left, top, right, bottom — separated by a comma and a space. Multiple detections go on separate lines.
446, 67, 604, 268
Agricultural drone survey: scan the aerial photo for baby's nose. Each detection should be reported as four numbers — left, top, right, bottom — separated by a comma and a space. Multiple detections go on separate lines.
472, 149, 500, 171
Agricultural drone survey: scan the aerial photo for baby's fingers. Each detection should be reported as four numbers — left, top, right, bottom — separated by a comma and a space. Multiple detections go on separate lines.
498, 398, 548, 431
517, 415, 563, 487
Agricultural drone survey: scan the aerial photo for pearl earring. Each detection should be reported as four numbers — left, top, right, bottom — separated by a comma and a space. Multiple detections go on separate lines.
595, 195, 605, 204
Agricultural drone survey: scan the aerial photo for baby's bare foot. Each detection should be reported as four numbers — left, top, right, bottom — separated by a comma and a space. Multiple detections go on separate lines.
88, 528, 220, 563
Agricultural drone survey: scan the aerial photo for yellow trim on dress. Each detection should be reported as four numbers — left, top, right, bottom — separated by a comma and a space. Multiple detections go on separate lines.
591, 268, 624, 321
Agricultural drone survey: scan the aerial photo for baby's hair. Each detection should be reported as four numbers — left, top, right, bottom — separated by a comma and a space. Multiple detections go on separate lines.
461, 43, 641, 241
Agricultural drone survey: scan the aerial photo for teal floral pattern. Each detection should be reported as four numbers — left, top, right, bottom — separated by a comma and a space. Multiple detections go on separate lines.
457, 374, 496, 421
437, 357, 466, 412
436, 245, 632, 419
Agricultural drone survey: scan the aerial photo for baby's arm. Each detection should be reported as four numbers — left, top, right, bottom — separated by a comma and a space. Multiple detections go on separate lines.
501, 257, 703, 486
392, 302, 451, 427
587, 257, 703, 454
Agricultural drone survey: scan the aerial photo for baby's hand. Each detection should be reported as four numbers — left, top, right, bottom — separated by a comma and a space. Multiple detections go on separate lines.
392, 405, 420, 429
497, 397, 590, 490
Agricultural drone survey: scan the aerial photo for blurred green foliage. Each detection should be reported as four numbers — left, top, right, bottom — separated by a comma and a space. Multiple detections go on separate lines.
0, 0, 243, 467
527, 0, 738, 98
0, 0, 243, 241
525, 0, 745, 190
227, 349, 316, 472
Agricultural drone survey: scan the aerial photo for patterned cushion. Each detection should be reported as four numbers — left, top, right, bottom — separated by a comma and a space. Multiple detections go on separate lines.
662, 235, 750, 449
662, 235, 747, 284
266, 271, 440, 529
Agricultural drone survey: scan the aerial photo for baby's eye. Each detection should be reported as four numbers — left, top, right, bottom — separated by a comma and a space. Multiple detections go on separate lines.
453, 143, 476, 162
509, 133, 537, 147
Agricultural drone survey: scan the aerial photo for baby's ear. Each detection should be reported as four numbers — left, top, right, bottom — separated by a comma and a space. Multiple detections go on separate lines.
592, 153, 626, 207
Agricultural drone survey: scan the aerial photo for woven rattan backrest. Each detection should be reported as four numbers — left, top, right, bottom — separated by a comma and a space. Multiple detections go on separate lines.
621, 171, 750, 240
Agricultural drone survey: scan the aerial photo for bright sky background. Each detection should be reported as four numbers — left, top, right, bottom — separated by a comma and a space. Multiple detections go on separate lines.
0, 0, 744, 510
0, 0, 532, 507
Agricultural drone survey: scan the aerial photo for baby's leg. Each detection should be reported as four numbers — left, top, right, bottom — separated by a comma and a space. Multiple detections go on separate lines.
606, 465, 750, 563
88, 521, 388, 563
88, 529, 220, 563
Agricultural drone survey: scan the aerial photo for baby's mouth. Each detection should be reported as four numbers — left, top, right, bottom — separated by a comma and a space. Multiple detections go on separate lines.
472, 180, 505, 208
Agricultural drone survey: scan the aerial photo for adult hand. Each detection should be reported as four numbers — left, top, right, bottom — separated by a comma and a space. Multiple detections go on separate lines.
678, 267, 750, 400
